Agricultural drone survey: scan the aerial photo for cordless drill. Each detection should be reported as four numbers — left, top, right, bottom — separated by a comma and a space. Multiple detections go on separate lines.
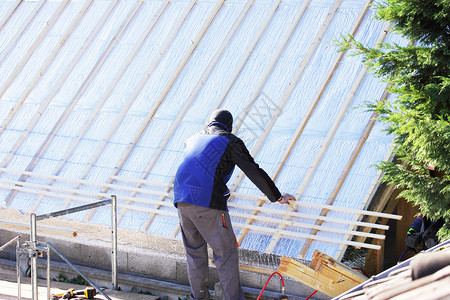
55, 287, 97, 299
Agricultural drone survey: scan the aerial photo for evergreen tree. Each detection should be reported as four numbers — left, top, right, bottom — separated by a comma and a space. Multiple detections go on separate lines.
340, 0, 450, 239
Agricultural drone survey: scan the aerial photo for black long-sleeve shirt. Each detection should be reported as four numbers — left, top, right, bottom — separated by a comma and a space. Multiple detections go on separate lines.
174, 124, 281, 210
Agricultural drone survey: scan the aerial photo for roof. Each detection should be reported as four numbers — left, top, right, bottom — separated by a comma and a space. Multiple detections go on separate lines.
335, 239, 450, 300
0, 0, 405, 260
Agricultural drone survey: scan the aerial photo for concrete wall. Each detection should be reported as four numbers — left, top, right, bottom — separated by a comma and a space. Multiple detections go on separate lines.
0, 208, 329, 299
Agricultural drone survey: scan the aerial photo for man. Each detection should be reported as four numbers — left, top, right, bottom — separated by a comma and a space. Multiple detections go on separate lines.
174, 109, 296, 300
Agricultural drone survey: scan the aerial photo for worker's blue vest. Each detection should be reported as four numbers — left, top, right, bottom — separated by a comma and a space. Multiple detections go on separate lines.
174, 133, 233, 210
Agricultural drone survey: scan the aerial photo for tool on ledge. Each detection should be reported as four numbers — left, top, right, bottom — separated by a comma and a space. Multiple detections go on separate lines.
52, 287, 97, 299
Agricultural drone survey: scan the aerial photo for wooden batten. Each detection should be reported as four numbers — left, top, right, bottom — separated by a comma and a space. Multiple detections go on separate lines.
278, 250, 367, 298
0, 221, 77, 238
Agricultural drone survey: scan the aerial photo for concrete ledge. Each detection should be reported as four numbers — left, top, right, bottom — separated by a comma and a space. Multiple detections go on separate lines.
0, 208, 329, 299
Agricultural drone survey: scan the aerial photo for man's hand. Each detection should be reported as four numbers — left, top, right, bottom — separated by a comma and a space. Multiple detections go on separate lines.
278, 193, 296, 204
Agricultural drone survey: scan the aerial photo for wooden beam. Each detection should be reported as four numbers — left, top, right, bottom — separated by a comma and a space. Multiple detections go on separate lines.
0, 0, 48, 136
108, 0, 225, 229
0, 0, 23, 32
232, 0, 310, 132
76, 0, 170, 187
278, 256, 345, 297
0, 0, 46, 71
1, 0, 121, 207
278, 251, 366, 298
232, 0, 311, 246
104, 0, 198, 186
137, 0, 253, 233
0, 0, 70, 100
0, 175, 385, 238
0, 173, 388, 231
205, 0, 282, 114
0, 180, 380, 249
232, 192, 401, 220
82, 0, 198, 225
298, 21, 392, 257
0, 221, 77, 238
280, 21, 392, 258
311, 250, 367, 283
261, 0, 345, 254
1, 0, 94, 176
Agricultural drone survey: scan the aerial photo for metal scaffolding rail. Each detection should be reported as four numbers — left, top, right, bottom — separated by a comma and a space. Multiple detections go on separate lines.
5, 196, 118, 300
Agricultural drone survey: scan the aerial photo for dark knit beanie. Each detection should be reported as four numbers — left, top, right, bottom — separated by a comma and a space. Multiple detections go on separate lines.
208, 109, 233, 132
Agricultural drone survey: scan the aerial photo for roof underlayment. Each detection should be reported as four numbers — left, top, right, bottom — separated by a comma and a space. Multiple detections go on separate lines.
0, 0, 406, 260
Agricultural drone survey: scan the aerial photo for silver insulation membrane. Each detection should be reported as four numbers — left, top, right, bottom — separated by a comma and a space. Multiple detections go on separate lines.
0, 0, 407, 260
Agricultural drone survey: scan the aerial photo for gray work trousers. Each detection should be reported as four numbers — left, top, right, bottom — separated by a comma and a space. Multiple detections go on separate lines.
177, 202, 245, 300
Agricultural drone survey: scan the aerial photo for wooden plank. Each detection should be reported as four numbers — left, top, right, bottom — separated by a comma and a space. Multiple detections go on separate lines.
104, 176, 402, 220
277, 256, 344, 297
0, 221, 77, 238
0, 0, 120, 172
1, 0, 94, 173
298, 20, 392, 256
0, 0, 23, 32
96, 1, 198, 226
232, 0, 310, 132
136, 0, 254, 232
0, 180, 380, 249
0, 0, 46, 69
265, 0, 377, 257
0, 176, 389, 231
272, 0, 373, 182
232, 192, 402, 220
278, 253, 364, 298
140, 0, 251, 183
0, 175, 384, 240
0, 0, 48, 135
75, 0, 170, 186
231, 0, 311, 246
261, 0, 345, 254
0, 0, 70, 100
1, 0, 125, 206
107, 0, 224, 227
229, 202, 389, 231
0, 169, 392, 232
276, 21, 393, 258
205, 0, 282, 115
103, 0, 198, 188
48, 0, 170, 223
311, 250, 367, 283
231, 223, 381, 250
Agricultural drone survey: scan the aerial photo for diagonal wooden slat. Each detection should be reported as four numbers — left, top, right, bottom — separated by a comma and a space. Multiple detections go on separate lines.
206, 0, 282, 114
235, 0, 345, 249
0, 0, 46, 70
298, 82, 393, 258
168, 0, 283, 238
23, 0, 170, 217
260, 0, 373, 255
0, 0, 23, 32
83, 0, 199, 226
1, 0, 132, 206
0, 176, 386, 250
132, 0, 255, 233
1, 0, 94, 177
98, 0, 198, 202
232, 0, 311, 246
265, 20, 392, 257
0, 0, 52, 134
101, 0, 207, 194
0, 0, 70, 99
296, 21, 392, 258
